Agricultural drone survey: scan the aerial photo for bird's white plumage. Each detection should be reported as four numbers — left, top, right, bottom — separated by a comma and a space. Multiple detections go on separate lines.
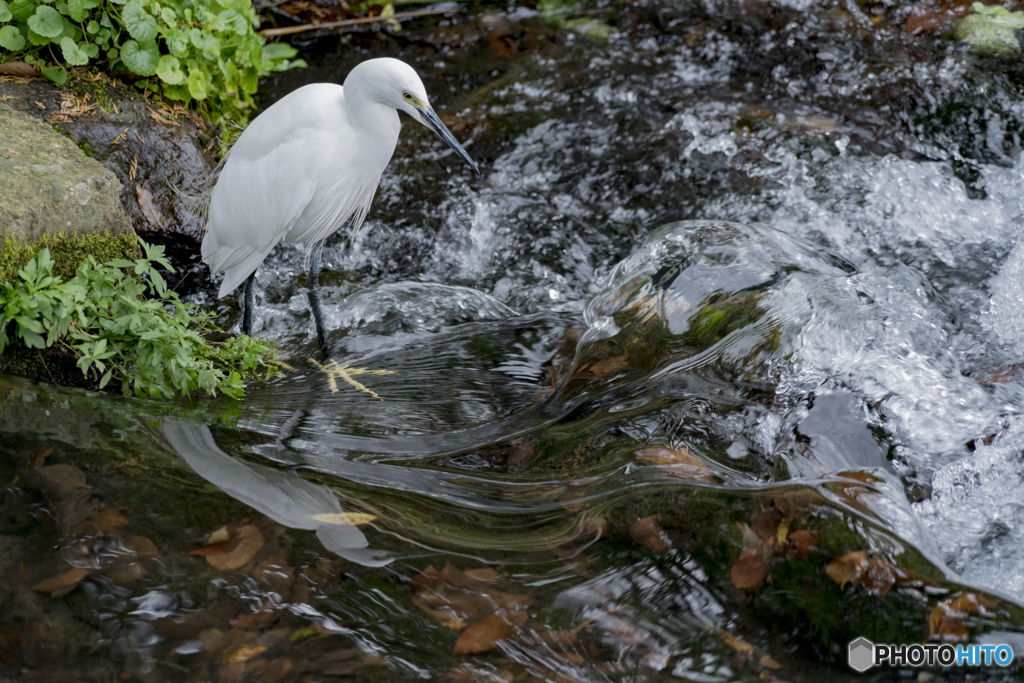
203, 58, 428, 298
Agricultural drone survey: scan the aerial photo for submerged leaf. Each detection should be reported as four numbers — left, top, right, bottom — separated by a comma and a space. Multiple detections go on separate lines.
636, 446, 715, 482
630, 514, 669, 551
730, 523, 773, 589
452, 609, 528, 654
203, 524, 264, 570
32, 567, 90, 596
929, 593, 1000, 642
222, 643, 267, 664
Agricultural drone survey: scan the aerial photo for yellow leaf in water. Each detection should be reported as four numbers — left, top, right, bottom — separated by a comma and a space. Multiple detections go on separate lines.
207, 525, 231, 545
222, 644, 266, 664
309, 358, 396, 398
310, 512, 379, 526
776, 518, 790, 547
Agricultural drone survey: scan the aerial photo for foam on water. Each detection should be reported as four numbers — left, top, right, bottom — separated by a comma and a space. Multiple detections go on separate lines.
244, 7, 1024, 605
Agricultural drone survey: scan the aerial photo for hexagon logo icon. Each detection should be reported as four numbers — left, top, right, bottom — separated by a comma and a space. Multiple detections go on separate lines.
848, 637, 875, 672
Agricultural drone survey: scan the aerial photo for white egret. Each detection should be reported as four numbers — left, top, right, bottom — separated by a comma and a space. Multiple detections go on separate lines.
202, 57, 478, 356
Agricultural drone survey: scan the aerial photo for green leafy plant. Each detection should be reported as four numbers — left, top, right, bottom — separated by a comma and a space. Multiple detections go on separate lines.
954, 3, 1024, 57
0, 0, 304, 123
0, 241, 280, 398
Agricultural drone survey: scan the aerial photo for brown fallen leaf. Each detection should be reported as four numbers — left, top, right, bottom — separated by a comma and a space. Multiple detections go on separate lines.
409, 564, 502, 593
411, 596, 468, 630
929, 593, 1001, 642
630, 514, 669, 551
100, 535, 160, 585
589, 355, 628, 378
751, 504, 784, 542
783, 529, 818, 559
21, 464, 90, 503
0, 62, 37, 77
31, 567, 90, 597
712, 627, 785, 670
75, 506, 130, 535
26, 446, 52, 470
730, 504, 791, 590
771, 490, 816, 518
103, 561, 146, 585
731, 523, 773, 589
409, 564, 533, 631
826, 551, 939, 599
507, 442, 533, 466
452, 609, 528, 655
188, 540, 235, 556
126, 535, 160, 560
205, 525, 265, 571
826, 551, 889, 594
136, 183, 165, 229
636, 446, 716, 483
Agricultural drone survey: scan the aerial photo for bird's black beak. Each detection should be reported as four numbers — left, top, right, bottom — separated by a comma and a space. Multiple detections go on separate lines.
420, 106, 480, 174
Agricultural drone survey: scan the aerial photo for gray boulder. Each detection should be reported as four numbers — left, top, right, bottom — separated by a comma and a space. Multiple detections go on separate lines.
0, 102, 131, 246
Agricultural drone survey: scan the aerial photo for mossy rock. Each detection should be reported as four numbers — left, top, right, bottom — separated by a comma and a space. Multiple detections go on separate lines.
0, 101, 137, 283
0, 229, 139, 283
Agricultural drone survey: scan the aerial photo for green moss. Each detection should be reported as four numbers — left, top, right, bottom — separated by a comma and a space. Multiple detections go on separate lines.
76, 139, 97, 158
65, 78, 118, 115
52, 125, 96, 157
0, 230, 140, 283
680, 290, 766, 348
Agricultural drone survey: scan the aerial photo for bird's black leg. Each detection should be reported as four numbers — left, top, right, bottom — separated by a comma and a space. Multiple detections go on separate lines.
242, 271, 256, 336
307, 239, 331, 359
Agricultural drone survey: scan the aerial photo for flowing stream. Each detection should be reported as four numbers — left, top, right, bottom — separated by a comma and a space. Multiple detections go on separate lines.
3, 0, 1024, 680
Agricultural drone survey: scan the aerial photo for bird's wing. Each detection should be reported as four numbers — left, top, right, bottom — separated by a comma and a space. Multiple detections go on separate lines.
206, 135, 319, 253
283, 172, 379, 247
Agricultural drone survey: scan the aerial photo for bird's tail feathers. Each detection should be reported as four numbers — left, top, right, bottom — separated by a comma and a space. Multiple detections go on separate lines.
217, 251, 264, 298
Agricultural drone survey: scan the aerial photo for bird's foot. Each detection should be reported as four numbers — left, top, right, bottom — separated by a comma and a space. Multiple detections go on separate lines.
308, 357, 396, 398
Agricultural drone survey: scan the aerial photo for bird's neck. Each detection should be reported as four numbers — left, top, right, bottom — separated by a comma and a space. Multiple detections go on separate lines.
345, 95, 401, 150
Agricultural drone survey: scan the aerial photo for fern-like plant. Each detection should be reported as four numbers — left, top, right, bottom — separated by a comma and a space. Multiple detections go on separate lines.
0, 241, 280, 398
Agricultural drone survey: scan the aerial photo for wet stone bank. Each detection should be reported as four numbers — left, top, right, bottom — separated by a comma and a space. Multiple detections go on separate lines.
4, 0, 1024, 680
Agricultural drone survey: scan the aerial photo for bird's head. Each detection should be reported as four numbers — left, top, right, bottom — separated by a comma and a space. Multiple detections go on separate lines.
348, 58, 479, 174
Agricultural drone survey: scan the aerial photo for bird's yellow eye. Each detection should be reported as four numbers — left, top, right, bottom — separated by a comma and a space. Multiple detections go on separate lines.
403, 92, 413, 101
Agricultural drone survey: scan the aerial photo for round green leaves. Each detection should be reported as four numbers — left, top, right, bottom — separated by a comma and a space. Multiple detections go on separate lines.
121, 38, 159, 76
27, 5, 62, 38
122, 1, 157, 42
